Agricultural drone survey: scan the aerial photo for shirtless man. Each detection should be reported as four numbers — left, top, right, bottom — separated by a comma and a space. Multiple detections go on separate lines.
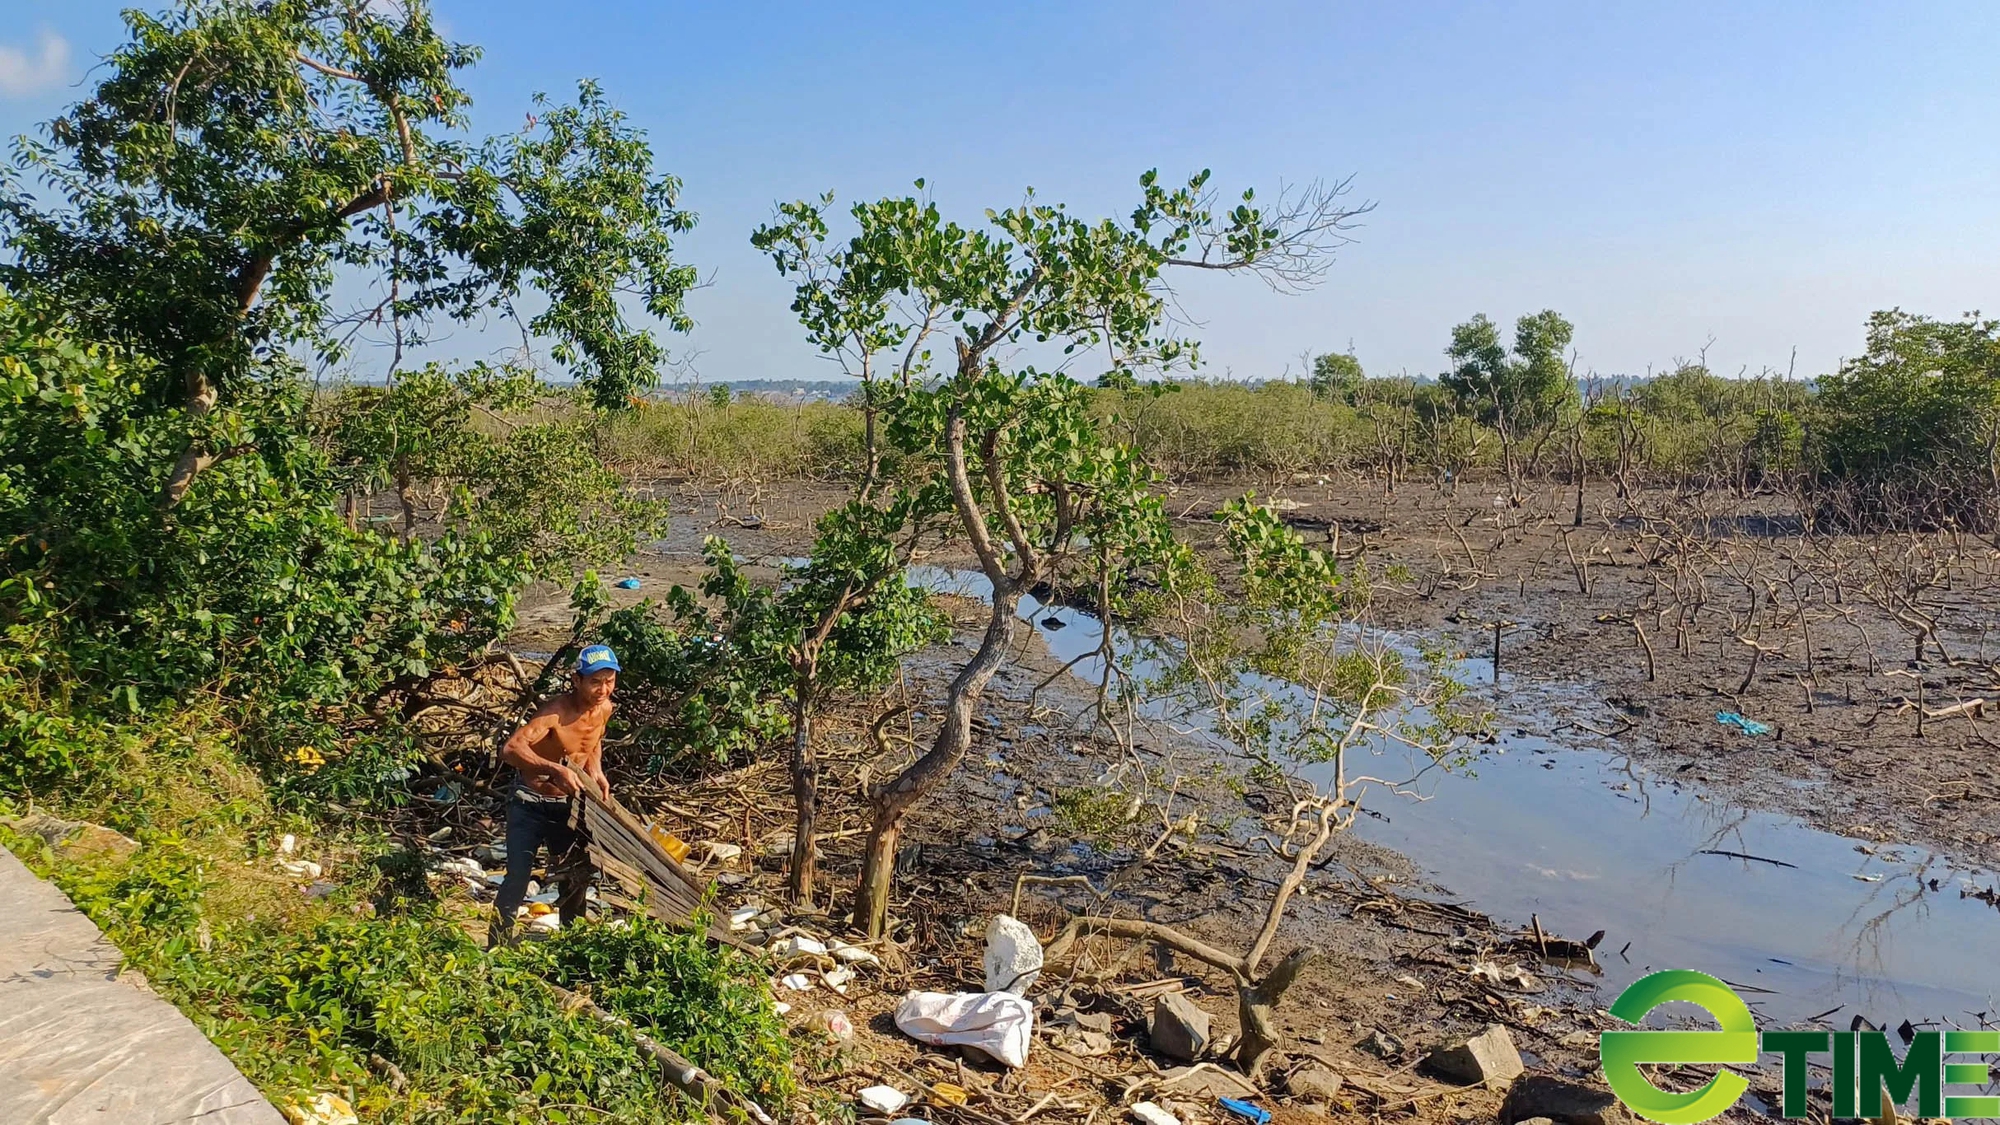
489, 644, 619, 948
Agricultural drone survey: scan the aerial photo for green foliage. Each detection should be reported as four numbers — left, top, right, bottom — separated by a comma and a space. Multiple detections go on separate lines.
1309, 351, 1364, 402
1810, 310, 2000, 528
602, 526, 945, 770
0, 0, 694, 412
1442, 310, 1577, 433
0, 296, 528, 715
522, 915, 797, 1107
1053, 786, 1135, 839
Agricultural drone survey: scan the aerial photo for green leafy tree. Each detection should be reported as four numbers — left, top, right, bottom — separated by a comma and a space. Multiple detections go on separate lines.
1, 0, 696, 508
1442, 310, 1577, 499
1811, 310, 2000, 528
1308, 351, 1363, 402
756, 170, 1367, 936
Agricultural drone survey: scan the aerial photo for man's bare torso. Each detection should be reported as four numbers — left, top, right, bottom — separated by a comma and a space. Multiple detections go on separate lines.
518, 696, 612, 798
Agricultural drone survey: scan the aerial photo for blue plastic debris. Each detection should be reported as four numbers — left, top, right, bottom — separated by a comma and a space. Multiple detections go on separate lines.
1218, 1098, 1270, 1125
615, 577, 642, 590
1715, 711, 1771, 737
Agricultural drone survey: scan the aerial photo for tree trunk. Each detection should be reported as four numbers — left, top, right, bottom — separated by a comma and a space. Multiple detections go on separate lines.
1236, 949, 1314, 1079
853, 582, 1018, 937
396, 454, 417, 542
786, 678, 818, 907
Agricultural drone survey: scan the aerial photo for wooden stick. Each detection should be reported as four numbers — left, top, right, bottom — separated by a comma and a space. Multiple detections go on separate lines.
547, 981, 775, 1125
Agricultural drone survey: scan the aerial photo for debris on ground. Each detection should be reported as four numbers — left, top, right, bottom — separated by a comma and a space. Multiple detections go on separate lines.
1469, 960, 1545, 991
1150, 992, 1212, 1061
1285, 1063, 1344, 1100
983, 913, 1043, 995
615, 577, 643, 590
816, 1009, 854, 1040
894, 989, 1035, 1068
282, 1092, 359, 1125
1129, 1101, 1181, 1125
858, 1084, 910, 1114
1218, 1096, 1270, 1124
1499, 1074, 1626, 1124
1425, 1023, 1525, 1089
1714, 710, 1771, 737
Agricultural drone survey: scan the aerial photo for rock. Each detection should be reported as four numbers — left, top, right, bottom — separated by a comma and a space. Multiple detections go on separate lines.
1158, 1065, 1259, 1098
1150, 993, 1212, 1062
858, 1085, 909, 1114
1499, 1075, 1624, 1125
1130, 1102, 1181, 1125
1363, 1028, 1405, 1059
1286, 1064, 1345, 1100
983, 914, 1043, 995
3, 813, 139, 861
1071, 1010, 1115, 1035
1426, 1024, 1525, 1089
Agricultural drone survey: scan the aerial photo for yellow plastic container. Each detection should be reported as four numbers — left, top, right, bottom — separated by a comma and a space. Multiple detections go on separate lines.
647, 823, 692, 864
930, 1083, 969, 1107
527, 902, 555, 917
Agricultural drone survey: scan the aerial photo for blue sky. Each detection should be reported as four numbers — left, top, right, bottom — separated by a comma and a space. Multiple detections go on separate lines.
3, 2, 1996, 385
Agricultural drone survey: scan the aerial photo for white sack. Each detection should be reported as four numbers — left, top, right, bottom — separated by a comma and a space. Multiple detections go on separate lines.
893, 990, 1036, 1068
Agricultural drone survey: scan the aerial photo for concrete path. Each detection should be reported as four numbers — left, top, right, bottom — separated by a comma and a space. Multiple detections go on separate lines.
0, 846, 285, 1125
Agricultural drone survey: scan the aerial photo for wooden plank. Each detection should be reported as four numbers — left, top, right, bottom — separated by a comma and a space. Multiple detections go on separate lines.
578, 791, 743, 948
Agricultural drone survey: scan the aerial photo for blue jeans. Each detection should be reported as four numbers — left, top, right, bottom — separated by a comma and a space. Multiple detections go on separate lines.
494, 784, 591, 928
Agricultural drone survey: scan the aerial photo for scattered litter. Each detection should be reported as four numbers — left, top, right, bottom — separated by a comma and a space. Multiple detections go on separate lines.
615, 577, 643, 590
282, 1092, 358, 1125
527, 913, 561, 934
858, 1085, 910, 1114
1715, 711, 1772, 737
780, 973, 815, 992
527, 902, 555, 917
817, 1009, 855, 1040
771, 934, 828, 959
1853, 873, 1884, 882
433, 857, 484, 880
429, 782, 460, 804
823, 967, 856, 994
728, 906, 764, 931
702, 841, 743, 864
1052, 1028, 1115, 1057
276, 859, 323, 880
773, 1002, 791, 1016
1469, 960, 1544, 992
895, 990, 1035, 1068
831, 940, 880, 965
646, 824, 692, 863
1394, 973, 1424, 989
278, 834, 296, 856
983, 914, 1043, 995
1558, 1030, 1598, 1050
473, 842, 507, 865
930, 1082, 970, 1106
1218, 1097, 1270, 1125
1130, 1101, 1181, 1125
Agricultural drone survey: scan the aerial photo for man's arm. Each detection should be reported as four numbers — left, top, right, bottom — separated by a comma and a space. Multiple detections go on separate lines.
500, 709, 582, 794
583, 704, 612, 800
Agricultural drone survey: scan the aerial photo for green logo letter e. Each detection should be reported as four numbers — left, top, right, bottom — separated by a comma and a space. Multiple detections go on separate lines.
1600, 970, 1758, 1125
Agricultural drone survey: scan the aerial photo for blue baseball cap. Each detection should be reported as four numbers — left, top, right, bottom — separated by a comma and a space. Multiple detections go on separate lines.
575, 645, 622, 675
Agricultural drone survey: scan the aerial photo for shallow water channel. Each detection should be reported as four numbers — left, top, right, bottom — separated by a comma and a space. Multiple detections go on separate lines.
908, 566, 2000, 1030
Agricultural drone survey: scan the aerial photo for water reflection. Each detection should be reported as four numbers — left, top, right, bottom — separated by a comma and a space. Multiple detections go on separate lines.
906, 565, 2000, 1028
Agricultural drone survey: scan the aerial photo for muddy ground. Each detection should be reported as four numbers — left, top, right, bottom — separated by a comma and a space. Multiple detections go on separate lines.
491, 472, 1993, 1123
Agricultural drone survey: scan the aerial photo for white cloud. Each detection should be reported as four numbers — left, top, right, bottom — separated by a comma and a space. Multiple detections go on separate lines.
0, 29, 71, 99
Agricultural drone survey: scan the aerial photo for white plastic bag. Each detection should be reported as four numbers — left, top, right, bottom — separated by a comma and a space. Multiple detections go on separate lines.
894, 990, 1036, 1068
982, 914, 1043, 995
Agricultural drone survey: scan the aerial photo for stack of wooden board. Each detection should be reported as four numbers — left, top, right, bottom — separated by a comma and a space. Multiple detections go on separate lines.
576, 790, 743, 948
